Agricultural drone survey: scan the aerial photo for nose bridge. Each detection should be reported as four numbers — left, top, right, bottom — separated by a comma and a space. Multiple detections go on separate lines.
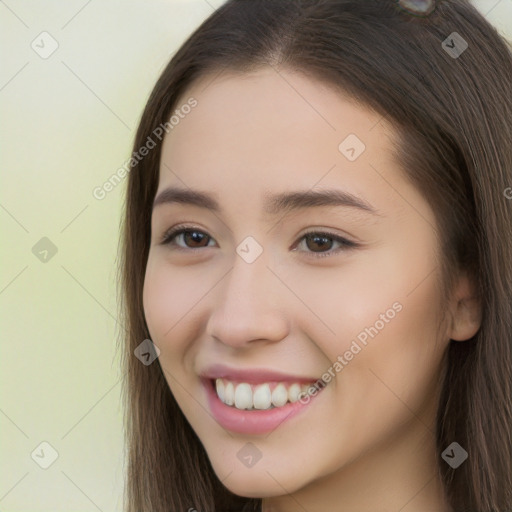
206, 250, 288, 346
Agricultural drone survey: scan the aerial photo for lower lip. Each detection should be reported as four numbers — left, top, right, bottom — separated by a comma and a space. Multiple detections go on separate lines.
202, 378, 324, 435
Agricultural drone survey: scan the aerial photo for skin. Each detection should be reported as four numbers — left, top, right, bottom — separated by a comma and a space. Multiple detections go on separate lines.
142, 66, 481, 512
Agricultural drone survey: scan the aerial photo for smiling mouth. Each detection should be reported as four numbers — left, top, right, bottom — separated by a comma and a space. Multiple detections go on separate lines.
212, 377, 325, 410
202, 376, 327, 435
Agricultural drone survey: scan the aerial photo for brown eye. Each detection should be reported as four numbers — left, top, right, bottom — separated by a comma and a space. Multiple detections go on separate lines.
181, 230, 211, 248
304, 233, 335, 252
161, 228, 214, 249
294, 231, 357, 259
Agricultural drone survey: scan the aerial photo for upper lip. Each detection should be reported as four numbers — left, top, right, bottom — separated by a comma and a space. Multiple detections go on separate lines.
199, 363, 322, 384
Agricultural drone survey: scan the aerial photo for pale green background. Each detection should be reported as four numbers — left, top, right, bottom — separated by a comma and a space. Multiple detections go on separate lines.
1, 1, 510, 510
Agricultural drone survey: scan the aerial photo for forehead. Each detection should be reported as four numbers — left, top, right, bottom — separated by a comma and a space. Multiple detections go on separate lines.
157, 67, 404, 214
164, 66, 388, 157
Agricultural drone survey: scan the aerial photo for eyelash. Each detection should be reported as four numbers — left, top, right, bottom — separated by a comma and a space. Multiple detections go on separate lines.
159, 224, 358, 259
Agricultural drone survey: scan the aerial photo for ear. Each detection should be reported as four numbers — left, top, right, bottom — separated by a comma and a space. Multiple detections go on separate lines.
447, 271, 482, 342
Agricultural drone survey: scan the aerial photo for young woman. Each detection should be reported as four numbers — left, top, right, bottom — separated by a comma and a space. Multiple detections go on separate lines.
117, 1, 512, 510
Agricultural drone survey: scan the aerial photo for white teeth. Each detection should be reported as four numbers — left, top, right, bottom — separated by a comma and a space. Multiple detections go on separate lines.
271, 383, 288, 407
234, 383, 253, 410
253, 384, 272, 410
224, 381, 235, 406
215, 379, 225, 402
288, 383, 302, 403
214, 379, 316, 410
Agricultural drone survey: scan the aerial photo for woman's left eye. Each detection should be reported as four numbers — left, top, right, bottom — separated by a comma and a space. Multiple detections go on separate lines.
293, 231, 358, 258
159, 226, 358, 258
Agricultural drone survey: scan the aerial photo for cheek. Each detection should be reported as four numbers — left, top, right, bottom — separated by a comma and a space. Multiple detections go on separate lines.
143, 260, 174, 343
278, 238, 442, 362
142, 256, 203, 349
332, 284, 444, 456
283, 231, 445, 433
142, 258, 203, 401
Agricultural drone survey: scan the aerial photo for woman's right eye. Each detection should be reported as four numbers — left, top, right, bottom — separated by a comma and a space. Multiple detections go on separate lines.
160, 226, 216, 250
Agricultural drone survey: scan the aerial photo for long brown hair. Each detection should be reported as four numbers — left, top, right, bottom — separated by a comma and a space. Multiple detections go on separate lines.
116, 1, 512, 510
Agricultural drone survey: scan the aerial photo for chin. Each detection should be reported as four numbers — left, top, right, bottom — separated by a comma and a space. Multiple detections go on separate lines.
214, 462, 306, 499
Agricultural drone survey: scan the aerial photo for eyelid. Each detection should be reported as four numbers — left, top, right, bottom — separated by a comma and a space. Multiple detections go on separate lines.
159, 223, 359, 257
159, 224, 214, 250
293, 228, 358, 258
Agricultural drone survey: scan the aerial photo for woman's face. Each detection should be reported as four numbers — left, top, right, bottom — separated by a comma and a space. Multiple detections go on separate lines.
143, 67, 453, 502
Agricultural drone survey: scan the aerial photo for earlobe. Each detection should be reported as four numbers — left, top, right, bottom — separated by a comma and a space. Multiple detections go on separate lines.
450, 296, 482, 341
448, 273, 482, 342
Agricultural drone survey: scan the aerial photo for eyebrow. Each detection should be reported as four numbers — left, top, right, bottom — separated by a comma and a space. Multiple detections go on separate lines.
152, 186, 379, 216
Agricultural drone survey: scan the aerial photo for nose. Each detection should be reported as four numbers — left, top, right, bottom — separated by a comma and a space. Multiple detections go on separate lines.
205, 254, 289, 348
